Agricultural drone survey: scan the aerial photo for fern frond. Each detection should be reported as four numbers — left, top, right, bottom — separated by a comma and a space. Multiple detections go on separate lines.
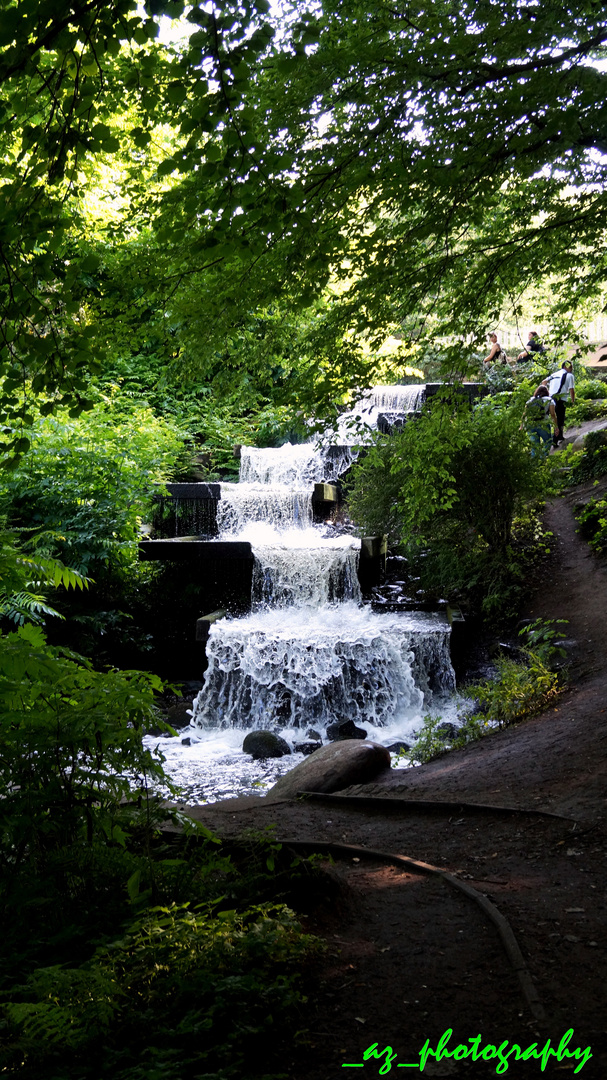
0, 591, 63, 624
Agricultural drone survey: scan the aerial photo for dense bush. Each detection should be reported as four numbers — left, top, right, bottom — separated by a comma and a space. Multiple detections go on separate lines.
0, 614, 321, 1080
568, 430, 607, 484
0, 622, 168, 865
568, 399, 607, 424
0, 396, 188, 578
2, 889, 319, 1080
347, 388, 544, 615
575, 496, 607, 554
574, 377, 607, 400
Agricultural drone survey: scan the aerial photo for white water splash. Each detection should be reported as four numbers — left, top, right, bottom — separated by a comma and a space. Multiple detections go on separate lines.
370, 384, 426, 413
250, 529, 362, 608
240, 443, 325, 486
328, 384, 426, 445
191, 603, 453, 732
217, 483, 313, 532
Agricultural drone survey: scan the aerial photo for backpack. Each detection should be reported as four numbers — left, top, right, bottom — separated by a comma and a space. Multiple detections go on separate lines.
497, 348, 509, 363
525, 395, 550, 428
526, 396, 548, 416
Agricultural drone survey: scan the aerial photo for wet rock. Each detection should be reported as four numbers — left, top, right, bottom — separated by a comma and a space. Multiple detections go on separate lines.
265, 740, 391, 800
243, 730, 291, 760
306, 729, 322, 741
181, 737, 191, 746
326, 719, 367, 741
435, 722, 458, 740
386, 741, 411, 754
166, 700, 195, 728
294, 741, 323, 756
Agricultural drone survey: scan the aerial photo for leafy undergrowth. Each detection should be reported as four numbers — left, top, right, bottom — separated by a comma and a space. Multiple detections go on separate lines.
410, 620, 566, 764
0, 618, 323, 1080
575, 495, 607, 555
566, 431, 607, 556
0, 830, 324, 1080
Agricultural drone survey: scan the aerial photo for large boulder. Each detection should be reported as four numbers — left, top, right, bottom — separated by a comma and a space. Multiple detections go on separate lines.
265, 739, 391, 801
243, 730, 291, 760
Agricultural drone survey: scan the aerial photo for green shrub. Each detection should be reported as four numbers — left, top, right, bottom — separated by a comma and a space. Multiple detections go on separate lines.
3, 900, 319, 1080
0, 622, 168, 866
575, 496, 607, 553
568, 430, 607, 483
568, 399, 607, 424
470, 652, 561, 728
408, 712, 493, 764
0, 396, 187, 579
348, 390, 549, 617
574, 378, 607, 400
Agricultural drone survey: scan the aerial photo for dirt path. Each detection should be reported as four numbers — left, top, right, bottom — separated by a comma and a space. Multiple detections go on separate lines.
190, 492, 607, 1079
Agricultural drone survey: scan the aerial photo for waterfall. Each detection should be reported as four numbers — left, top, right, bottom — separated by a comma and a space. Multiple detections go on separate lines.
191, 409, 455, 737
251, 532, 362, 609
330, 383, 426, 445
370, 384, 426, 413
240, 443, 325, 486
217, 483, 313, 534
193, 604, 425, 731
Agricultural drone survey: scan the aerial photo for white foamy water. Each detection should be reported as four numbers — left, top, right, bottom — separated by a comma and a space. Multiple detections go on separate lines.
250, 529, 362, 608
145, 686, 465, 805
217, 483, 313, 532
371, 384, 425, 413
240, 443, 325, 486
330, 384, 426, 445
150, 389, 462, 804
191, 604, 453, 731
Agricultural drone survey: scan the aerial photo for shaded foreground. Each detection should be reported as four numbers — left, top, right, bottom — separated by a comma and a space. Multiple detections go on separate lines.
185, 491, 607, 1079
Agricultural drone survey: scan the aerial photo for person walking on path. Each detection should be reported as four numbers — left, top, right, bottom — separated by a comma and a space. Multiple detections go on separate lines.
521, 386, 559, 456
541, 361, 575, 445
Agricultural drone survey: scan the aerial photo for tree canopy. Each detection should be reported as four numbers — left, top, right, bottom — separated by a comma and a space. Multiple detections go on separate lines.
1, 0, 607, 458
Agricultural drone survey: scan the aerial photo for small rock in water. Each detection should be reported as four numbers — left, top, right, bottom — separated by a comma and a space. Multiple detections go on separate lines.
243, 730, 292, 760
266, 740, 391, 800
293, 741, 323, 756
181, 737, 191, 746
386, 741, 411, 754
326, 719, 367, 741
306, 729, 322, 741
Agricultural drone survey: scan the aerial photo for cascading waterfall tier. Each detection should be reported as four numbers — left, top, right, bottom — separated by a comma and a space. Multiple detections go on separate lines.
240, 443, 325, 486
370, 384, 426, 413
331, 383, 426, 445
191, 604, 455, 732
189, 394, 455, 751
217, 483, 313, 534
250, 529, 362, 609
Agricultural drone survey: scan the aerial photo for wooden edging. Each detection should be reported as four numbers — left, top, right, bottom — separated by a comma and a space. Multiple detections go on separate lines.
278, 837, 546, 1023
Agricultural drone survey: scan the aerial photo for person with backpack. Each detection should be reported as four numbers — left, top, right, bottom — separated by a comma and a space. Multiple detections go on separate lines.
521, 385, 558, 456
541, 361, 575, 445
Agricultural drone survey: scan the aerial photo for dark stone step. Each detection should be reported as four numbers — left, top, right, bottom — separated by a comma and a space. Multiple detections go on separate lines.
139, 539, 253, 561
161, 482, 221, 499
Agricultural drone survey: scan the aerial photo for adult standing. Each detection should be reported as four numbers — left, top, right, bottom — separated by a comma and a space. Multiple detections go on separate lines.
541, 361, 575, 445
